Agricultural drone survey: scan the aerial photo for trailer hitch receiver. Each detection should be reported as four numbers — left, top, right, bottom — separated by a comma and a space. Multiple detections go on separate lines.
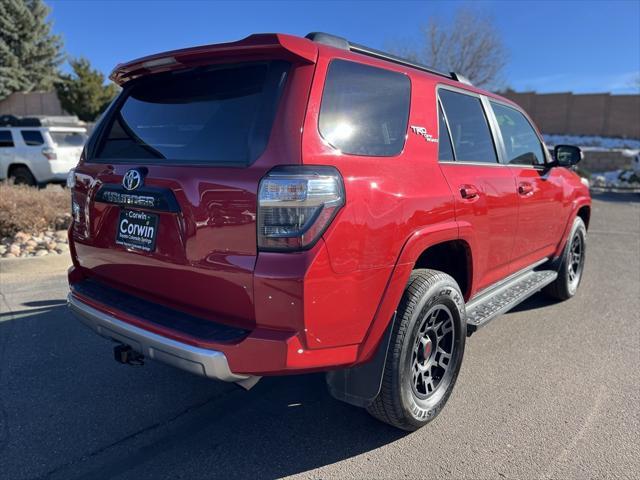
114, 344, 145, 366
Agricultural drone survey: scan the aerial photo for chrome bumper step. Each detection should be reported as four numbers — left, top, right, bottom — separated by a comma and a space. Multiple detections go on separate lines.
68, 293, 257, 386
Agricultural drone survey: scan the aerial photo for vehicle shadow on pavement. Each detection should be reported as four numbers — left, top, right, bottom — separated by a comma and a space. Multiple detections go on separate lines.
506, 292, 559, 314
1, 304, 408, 480
21, 299, 68, 308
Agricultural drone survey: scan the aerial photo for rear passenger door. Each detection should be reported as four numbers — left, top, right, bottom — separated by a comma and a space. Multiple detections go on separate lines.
437, 88, 519, 294
489, 101, 568, 270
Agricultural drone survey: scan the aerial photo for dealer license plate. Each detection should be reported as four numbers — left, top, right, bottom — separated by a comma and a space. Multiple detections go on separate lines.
115, 209, 158, 252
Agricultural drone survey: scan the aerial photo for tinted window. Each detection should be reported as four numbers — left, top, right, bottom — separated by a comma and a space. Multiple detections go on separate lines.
438, 104, 454, 161
21, 130, 44, 146
319, 60, 410, 156
0, 130, 13, 147
491, 102, 545, 166
95, 61, 289, 165
51, 131, 88, 147
438, 90, 497, 163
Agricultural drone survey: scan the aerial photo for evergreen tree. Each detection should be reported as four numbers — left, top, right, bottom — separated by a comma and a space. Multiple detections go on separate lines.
0, 0, 64, 99
55, 57, 118, 122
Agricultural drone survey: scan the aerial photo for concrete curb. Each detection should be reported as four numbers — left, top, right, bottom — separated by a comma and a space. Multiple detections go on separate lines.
0, 252, 72, 278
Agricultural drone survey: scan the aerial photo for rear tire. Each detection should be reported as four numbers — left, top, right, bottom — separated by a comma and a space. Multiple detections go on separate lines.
544, 217, 587, 300
9, 166, 36, 186
367, 269, 466, 431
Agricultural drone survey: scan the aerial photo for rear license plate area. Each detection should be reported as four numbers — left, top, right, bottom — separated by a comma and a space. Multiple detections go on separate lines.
115, 209, 158, 252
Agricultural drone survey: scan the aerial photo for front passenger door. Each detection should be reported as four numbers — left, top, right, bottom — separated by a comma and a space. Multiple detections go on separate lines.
489, 101, 569, 270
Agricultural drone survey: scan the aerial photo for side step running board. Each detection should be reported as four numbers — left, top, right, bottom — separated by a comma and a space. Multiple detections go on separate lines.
466, 269, 558, 334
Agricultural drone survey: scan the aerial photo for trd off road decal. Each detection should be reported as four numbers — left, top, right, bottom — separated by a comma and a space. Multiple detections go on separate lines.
410, 125, 439, 143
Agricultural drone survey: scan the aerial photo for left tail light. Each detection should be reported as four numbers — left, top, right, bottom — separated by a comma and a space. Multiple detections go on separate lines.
257, 165, 345, 251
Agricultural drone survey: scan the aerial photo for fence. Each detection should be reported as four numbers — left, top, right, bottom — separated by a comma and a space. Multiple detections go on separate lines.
0, 91, 66, 116
500, 91, 640, 139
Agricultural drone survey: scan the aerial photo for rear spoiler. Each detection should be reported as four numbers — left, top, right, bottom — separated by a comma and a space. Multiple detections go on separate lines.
109, 33, 318, 85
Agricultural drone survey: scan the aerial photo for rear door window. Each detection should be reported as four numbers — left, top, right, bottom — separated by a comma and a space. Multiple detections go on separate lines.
94, 61, 290, 165
20, 130, 45, 146
319, 59, 410, 156
438, 89, 498, 164
0, 130, 13, 147
491, 102, 545, 166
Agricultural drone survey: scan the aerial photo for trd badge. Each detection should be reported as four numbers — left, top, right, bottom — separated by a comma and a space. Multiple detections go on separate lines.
410, 125, 439, 143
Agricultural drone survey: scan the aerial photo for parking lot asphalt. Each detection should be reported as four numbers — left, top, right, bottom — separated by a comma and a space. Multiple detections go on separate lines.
0, 192, 638, 480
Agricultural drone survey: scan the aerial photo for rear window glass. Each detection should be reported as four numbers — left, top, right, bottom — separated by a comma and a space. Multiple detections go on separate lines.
51, 131, 87, 147
438, 89, 498, 164
94, 61, 290, 165
319, 59, 410, 157
21, 130, 45, 146
0, 130, 13, 147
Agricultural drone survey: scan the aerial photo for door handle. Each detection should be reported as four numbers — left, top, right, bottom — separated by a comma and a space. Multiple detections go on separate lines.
460, 185, 479, 199
518, 182, 533, 195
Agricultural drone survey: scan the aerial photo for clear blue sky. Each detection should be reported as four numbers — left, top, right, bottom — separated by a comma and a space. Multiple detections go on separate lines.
48, 0, 640, 93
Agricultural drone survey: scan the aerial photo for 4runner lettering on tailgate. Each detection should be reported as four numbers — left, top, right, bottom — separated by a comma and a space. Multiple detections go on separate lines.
67, 32, 591, 431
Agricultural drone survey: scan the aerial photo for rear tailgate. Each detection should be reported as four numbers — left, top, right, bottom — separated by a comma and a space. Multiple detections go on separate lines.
70, 35, 317, 331
48, 129, 86, 167
72, 164, 264, 329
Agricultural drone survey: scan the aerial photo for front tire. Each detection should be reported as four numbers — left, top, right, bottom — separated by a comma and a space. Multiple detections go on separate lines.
544, 216, 587, 300
367, 269, 466, 431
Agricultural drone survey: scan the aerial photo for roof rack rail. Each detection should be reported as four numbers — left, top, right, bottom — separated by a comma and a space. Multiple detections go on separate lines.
0, 115, 36, 127
305, 32, 472, 86
0, 114, 84, 128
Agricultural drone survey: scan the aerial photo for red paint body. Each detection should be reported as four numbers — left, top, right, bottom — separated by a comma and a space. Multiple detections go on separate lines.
68, 33, 591, 375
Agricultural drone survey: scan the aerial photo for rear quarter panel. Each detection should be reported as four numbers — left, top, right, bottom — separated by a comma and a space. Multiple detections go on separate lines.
9, 130, 53, 183
299, 46, 457, 352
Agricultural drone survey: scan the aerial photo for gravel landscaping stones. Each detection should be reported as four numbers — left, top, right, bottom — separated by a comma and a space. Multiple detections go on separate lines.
1, 229, 69, 259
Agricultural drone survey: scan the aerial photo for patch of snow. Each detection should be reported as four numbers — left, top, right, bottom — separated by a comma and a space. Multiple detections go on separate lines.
620, 149, 640, 158
591, 169, 640, 190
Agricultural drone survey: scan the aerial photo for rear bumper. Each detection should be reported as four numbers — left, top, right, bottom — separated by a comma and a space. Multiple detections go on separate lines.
68, 293, 250, 383
29, 160, 73, 183
67, 238, 372, 375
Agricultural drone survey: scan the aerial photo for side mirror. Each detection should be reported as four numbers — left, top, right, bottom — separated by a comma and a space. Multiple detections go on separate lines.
553, 144, 583, 167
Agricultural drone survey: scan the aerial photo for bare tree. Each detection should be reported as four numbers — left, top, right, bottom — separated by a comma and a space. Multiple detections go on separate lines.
390, 9, 508, 89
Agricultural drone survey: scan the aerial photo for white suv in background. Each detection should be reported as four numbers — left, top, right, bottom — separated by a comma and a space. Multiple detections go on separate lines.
0, 120, 87, 186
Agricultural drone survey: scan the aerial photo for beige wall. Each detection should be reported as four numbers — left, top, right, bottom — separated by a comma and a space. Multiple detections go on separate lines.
0, 91, 67, 116
501, 91, 640, 139
582, 150, 635, 172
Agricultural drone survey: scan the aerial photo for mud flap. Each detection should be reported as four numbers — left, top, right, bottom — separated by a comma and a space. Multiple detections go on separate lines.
325, 313, 396, 408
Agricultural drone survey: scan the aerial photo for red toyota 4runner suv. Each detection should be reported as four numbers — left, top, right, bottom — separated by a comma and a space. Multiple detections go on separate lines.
67, 32, 591, 430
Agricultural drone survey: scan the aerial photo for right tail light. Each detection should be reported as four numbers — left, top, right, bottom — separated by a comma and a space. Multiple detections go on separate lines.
257, 165, 345, 251
42, 147, 57, 160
